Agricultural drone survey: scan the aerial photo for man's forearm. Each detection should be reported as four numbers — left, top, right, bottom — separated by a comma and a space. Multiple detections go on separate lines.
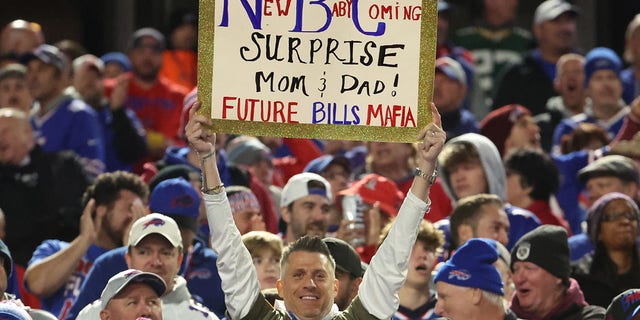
204, 192, 261, 319
25, 238, 92, 297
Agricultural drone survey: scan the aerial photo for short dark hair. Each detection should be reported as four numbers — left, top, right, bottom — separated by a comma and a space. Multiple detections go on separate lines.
504, 149, 559, 200
307, 179, 329, 195
438, 141, 481, 173
560, 122, 609, 154
281, 236, 335, 278
82, 171, 149, 209
450, 194, 503, 248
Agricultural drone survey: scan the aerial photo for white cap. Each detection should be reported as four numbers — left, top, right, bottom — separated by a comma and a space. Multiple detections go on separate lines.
435, 56, 467, 85
72, 54, 105, 74
101, 269, 166, 310
280, 172, 332, 207
534, 0, 579, 24
128, 213, 182, 249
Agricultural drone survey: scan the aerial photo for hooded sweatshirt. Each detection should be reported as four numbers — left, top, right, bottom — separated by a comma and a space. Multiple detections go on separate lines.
438, 133, 540, 249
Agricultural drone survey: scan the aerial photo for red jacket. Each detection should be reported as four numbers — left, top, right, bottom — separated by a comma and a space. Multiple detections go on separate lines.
528, 200, 572, 235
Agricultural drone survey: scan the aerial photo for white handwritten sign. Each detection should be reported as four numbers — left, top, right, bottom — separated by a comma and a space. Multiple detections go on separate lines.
198, 0, 437, 142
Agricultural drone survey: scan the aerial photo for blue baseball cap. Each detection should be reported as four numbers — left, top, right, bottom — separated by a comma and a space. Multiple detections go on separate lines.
304, 155, 351, 175
100, 52, 132, 72
20, 44, 67, 72
149, 177, 200, 218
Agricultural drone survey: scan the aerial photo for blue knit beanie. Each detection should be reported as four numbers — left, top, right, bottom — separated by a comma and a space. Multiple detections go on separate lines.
584, 47, 622, 86
434, 238, 503, 295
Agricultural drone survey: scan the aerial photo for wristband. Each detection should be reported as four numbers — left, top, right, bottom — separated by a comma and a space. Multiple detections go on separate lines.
201, 151, 215, 160
202, 183, 225, 195
414, 168, 438, 185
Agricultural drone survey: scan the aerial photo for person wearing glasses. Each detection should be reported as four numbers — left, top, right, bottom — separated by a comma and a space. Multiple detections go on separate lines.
571, 192, 640, 308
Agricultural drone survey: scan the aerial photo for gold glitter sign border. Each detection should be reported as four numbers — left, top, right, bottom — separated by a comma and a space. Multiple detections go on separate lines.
198, 0, 437, 142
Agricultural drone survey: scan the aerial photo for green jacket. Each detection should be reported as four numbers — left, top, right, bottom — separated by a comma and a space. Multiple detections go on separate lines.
241, 295, 378, 320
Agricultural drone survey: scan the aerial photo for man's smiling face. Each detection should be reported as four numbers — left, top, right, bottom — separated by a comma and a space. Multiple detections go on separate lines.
277, 250, 338, 320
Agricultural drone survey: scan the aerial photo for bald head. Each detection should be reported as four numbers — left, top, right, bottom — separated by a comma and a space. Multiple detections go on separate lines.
0, 20, 43, 55
556, 53, 585, 75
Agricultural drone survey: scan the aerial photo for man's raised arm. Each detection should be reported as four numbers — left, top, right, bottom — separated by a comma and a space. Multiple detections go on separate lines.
186, 102, 260, 319
358, 103, 446, 318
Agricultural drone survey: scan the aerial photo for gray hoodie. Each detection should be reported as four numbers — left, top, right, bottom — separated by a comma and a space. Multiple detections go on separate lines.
437, 133, 540, 249
438, 133, 506, 202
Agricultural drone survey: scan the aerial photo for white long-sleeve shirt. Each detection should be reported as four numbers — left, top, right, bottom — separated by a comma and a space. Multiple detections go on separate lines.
204, 190, 430, 320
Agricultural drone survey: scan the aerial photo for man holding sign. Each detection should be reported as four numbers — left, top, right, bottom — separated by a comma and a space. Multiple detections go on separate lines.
186, 99, 445, 319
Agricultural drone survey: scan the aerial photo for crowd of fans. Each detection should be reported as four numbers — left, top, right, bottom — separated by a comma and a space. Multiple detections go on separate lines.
0, 0, 640, 319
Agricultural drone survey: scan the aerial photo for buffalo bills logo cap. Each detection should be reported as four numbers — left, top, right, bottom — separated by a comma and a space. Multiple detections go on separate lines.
128, 213, 183, 249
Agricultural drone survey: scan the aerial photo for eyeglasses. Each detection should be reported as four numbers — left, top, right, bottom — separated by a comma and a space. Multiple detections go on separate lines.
602, 210, 638, 222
